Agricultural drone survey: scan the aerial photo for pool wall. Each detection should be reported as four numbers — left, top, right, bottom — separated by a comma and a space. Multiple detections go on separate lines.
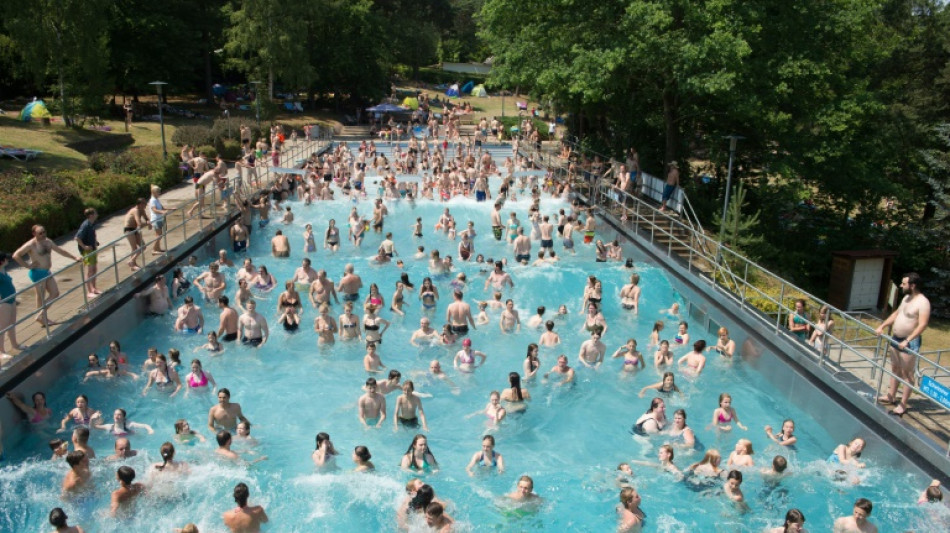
594, 209, 950, 482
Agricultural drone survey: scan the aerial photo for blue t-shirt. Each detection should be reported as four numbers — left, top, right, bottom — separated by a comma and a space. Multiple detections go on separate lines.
76, 219, 97, 249
0, 271, 15, 302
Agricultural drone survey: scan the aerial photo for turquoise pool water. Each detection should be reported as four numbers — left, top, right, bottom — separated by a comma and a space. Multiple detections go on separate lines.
0, 145, 945, 532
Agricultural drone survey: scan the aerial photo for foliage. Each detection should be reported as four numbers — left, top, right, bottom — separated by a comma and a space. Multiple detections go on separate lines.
195, 145, 218, 159
915, 123, 950, 317
172, 126, 214, 148
711, 181, 763, 251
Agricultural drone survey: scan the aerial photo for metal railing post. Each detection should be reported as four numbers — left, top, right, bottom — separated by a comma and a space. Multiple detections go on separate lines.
775, 283, 786, 332
112, 246, 120, 285
79, 259, 89, 308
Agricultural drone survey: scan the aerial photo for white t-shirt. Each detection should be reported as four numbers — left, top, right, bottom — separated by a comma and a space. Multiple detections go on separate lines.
148, 196, 164, 223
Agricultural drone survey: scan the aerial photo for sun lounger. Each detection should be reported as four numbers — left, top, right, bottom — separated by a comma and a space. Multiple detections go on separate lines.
0, 146, 42, 161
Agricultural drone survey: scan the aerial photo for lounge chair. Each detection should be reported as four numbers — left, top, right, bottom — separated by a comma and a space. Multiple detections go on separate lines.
0, 146, 42, 161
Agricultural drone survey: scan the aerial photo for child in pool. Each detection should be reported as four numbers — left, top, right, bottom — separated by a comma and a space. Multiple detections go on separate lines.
475, 302, 490, 325
199, 331, 222, 353
174, 419, 206, 443
709, 393, 747, 431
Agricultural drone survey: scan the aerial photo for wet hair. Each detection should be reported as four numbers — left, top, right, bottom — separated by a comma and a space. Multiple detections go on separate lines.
673, 408, 687, 423
509, 372, 524, 401
404, 434, 436, 465
536, 306, 545, 315
925, 485, 943, 502
693, 340, 706, 352
388, 369, 402, 380
49, 508, 68, 527
219, 387, 231, 398
409, 484, 435, 511
174, 419, 189, 434
30, 391, 46, 408
117, 465, 136, 485
48, 438, 65, 452
73, 427, 90, 444
219, 294, 230, 305
726, 469, 742, 483
234, 482, 250, 507
619, 487, 638, 508
216, 430, 231, 446
315, 432, 336, 453
114, 408, 129, 432
782, 509, 805, 531
652, 321, 664, 333
854, 498, 873, 515
646, 397, 663, 414
153, 442, 176, 471
354, 445, 372, 462
545, 320, 555, 331
737, 438, 754, 455
66, 450, 86, 467
660, 444, 675, 462
400, 272, 414, 288
482, 434, 495, 447
365, 377, 377, 388
425, 501, 444, 517
718, 392, 732, 406
689, 449, 721, 470
773, 455, 788, 473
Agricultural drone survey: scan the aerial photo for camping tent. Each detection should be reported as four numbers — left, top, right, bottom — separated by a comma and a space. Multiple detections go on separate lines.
461, 81, 474, 95
19, 100, 52, 122
472, 85, 487, 98
366, 103, 407, 113
402, 97, 419, 110
445, 84, 460, 98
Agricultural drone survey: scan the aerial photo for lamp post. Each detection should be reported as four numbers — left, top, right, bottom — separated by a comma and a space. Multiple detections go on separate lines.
250, 80, 262, 131
718, 134, 744, 254
149, 81, 168, 158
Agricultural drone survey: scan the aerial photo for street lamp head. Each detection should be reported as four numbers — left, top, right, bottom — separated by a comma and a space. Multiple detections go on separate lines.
149, 81, 168, 94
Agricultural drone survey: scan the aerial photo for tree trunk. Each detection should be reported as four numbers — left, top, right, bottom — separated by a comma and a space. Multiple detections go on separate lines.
268, 68, 274, 101
662, 84, 679, 168
204, 40, 214, 104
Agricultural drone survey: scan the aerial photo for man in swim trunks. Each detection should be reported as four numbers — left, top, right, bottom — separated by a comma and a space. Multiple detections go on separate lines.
659, 160, 680, 213
13, 225, 81, 327
544, 355, 576, 386
538, 215, 555, 254
394, 380, 429, 431
491, 203, 504, 241
372, 199, 388, 233
75, 208, 100, 298
582, 212, 596, 244
217, 249, 235, 268
294, 258, 318, 292
254, 195, 271, 228
217, 295, 239, 342
377, 233, 398, 262
271, 230, 290, 258
446, 290, 477, 337
174, 296, 204, 333
358, 377, 387, 429
208, 388, 250, 433
238, 300, 268, 347
236, 258, 257, 283
474, 175, 489, 202
512, 228, 532, 264
876, 272, 930, 416
338, 263, 363, 302
310, 269, 339, 307
577, 329, 607, 369
223, 482, 269, 533
194, 262, 227, 301
562, 216, 576, 254
230, 220, 249, 254
410, 318, 439, 346
484, 261, 514, 292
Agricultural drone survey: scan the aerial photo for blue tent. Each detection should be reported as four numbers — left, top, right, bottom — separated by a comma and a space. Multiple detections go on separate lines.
445, 84, 460, 98
366, 103, 407, 113
461, 81, 474, 95
19, 100, 51, 122
212, 84, 227, 97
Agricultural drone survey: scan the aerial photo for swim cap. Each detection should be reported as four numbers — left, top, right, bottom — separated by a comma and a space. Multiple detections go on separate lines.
463, 338, 472, 346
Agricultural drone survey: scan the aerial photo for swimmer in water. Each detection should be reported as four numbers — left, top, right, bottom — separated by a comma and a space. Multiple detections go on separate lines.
612, 338, 644, 373
765, 419, 798, 447
709, 392, 747, 431
466, 434, 505, 475
726, 439, 755, 468
677, 340, 706, 375
638, 372, 680, 397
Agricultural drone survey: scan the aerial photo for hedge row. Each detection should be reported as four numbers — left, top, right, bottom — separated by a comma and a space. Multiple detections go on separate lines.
0, 146, 180, 252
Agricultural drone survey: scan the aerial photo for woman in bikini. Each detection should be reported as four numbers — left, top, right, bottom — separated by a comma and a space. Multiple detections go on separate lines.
500, 371, 531, 412
362, 305, 390, 346
639, 372, 681, 397
523, 344, 541, 380
419, 277, 439, 311
466, 435, 505, 476
337, 301, 362, 341
673, 321, 690, 347
709, 392, 747, 431
829, 437, 866, 468
94, 408, 154, 436
765, 419, 798, 447
677, 340, 707, 375
364, 283, 385, 311
612, 338, 644, 373
580, 276, 602, 313
390, 281, 407, 316
277, 281, 303, 315
400, 434, 438, 473
324, 219, 341, 251
654, 340, 674, 367
303, 224, 317, 253
59, 394, 101, 431
479, 390, 507, 425
580, 303, 608, 338
441, 324, 457, 345
251, 265, 276, 293
5, 390, 53, 424
184, 359, 216, 393
665, 409, 697, 450
107, 340, 129, 366
84, 357, 139, 382
313, 303, 337, 345
142, 354, 183, 397
648, 321, 664, 349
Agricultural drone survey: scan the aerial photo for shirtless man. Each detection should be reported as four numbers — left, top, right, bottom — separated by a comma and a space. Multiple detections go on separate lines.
446, 290, 477, 337
562, 216, 576, 255
832, 498, 877, 533
194, 263, 227, 301
372, 199, 388, 233
222, 482, 269, 533
135, 274, 171, 315
254, 195, 272, 228
539, 321, 561, 347
109, 466, 145, 517
208, 388, 250, 433
236, 258, 256, 283
271, 230, 290, 258
13, 224, 80, 326
484, 261, 514, 292
410, 317, 439, 346
122, 198, 149, 270
512, 228, 532, 264
309, 270, 339, 307
174, 296, 204, 333
474, 175, 490, 202
313, 303, 337, 344
230, 220, 249, 254
424, 502, 454, 532
293, 258, 318, 290
217, 295, 239, 342
71, 427, 96, 459
582, 212, 597, 244
238, 300, 269, 347
507, 475, 542, 504
217, 249, 235, 268
358, 377, 387, 429
377, 232, 398, 263
338, 263, 363, 303
876, 273, 930, 416
500, 299, 521, 334
394, 381, 429, 431
106, 438, 138, 460
490, 203, 504, 241
61, 451, 91, 495
526, 306, 545, 329
620, 273, 642, 314
578, 330, 607, 369
544, 355, 576, 385
538, 216, 555, 254
659, 161, 680, 213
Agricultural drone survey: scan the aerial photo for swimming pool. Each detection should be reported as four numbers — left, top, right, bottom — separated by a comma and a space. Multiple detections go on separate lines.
0, 144, 946, 532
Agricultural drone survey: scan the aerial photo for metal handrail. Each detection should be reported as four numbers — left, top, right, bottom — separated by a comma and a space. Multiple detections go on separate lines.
0, 133, 333, 370
594, 183, 950, 454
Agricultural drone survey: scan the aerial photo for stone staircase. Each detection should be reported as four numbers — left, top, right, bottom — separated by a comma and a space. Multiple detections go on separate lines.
336, 125, 373, 140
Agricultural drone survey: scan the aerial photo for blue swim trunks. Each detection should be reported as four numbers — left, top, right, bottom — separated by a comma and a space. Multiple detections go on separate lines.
259, 219, 270, 228
28, 269, 51, 283
890, 335, 922, 353
181, 327, 200, 334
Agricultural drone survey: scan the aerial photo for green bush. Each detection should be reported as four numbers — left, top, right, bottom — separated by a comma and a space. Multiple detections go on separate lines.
171, 125, 213, 147
217, 140, 242, 161
194, 145, 218, 159
496, 116, 551, 141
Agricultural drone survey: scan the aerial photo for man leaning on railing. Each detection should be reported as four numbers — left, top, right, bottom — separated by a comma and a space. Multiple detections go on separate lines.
875, 272, 931, 417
